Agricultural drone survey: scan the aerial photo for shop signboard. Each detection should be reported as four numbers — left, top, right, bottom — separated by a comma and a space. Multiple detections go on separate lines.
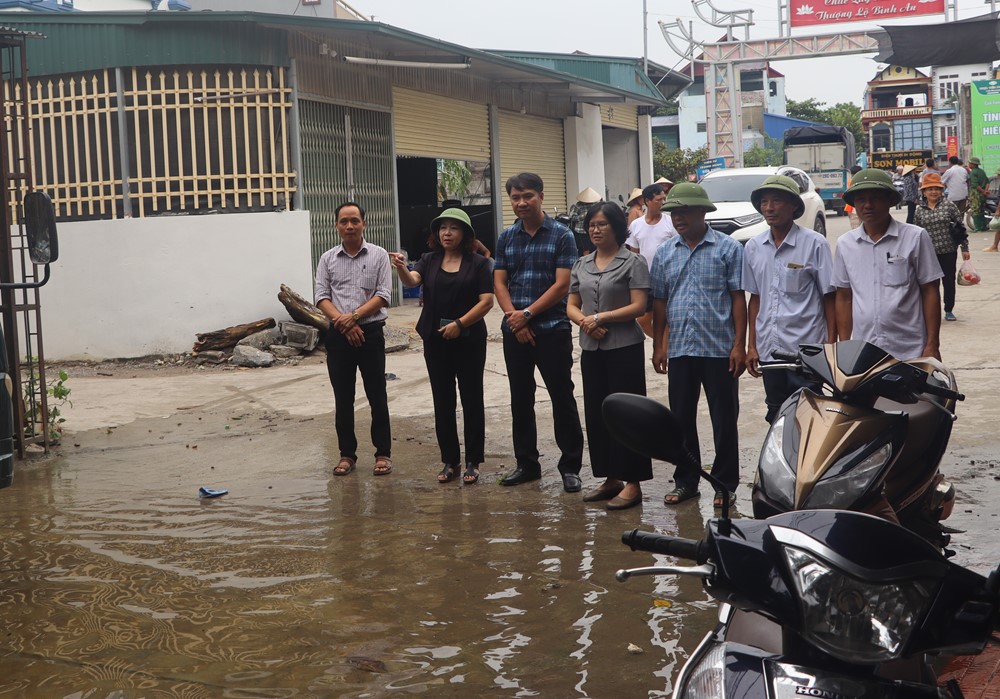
869, 149, 931, 170
789, 0, 944, 28
970, 79, 1000, 177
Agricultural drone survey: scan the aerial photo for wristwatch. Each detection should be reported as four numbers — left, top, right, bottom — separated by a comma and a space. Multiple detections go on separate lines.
522, 308, 533, 320
352, 310, 360, 322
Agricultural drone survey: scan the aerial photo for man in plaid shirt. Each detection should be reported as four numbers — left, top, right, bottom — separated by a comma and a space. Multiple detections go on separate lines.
651, 183, 746, 508
493, 172, 584, 492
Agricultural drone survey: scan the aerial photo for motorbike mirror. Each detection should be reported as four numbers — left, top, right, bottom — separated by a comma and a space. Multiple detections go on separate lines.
602, 393, 698, 467
23, 191, 59, 265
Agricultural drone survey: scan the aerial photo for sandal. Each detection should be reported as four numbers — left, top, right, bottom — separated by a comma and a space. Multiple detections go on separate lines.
373, 457, 393, 476
664, 486, 700, 506
334, 457, 356, 476
462, 463, 480, 484
713, 490, 737, 508
438, 464, 459, 483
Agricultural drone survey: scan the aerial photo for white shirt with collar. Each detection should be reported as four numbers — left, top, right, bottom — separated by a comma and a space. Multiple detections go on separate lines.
941, 164, 969, 200
831, 218, 943, 360
742, 223, 834, 362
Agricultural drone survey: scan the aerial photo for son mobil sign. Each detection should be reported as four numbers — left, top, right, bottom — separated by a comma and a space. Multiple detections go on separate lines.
789, 0, 945, 28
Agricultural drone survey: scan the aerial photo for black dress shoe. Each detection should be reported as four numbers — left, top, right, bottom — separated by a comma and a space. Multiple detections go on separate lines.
561, 473, 583, 493
501, 468, 541, 486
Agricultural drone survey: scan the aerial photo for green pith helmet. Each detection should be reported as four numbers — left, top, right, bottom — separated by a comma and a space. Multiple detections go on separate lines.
431, 207, 476, 238
842, 168, 901, 207
750, 175, 805, 219
662, 182, 717, 212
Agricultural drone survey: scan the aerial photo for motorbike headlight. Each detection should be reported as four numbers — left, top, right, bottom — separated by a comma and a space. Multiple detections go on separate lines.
782, 546, 933, 663
678, 642, 726, 698
757, 416, 795, 509
802, 443, 892, 509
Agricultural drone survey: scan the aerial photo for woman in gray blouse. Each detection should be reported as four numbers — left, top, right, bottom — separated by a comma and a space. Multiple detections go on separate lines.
567, 202, 652, 510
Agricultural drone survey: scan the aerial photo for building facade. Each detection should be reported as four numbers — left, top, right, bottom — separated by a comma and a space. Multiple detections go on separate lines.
0, 12, 680, 358
861, 65, 933, 156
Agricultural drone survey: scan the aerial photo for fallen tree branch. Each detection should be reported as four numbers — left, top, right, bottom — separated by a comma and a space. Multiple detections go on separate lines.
193, 318, 276, 352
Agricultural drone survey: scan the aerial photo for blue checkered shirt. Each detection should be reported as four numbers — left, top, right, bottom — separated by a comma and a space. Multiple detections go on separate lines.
650, 227, 744, 358
495, 214, 578, 334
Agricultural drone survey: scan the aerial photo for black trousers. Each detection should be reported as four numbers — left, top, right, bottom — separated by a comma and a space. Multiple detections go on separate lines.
325, 322, 391, 461
761, 363, 821, 424
423, 335, 487, 465
937, 251, 957, 313
905, 201, 916, 224
581, 344, 653, 482
502, 330, 583, 476
667, 356, 740, 493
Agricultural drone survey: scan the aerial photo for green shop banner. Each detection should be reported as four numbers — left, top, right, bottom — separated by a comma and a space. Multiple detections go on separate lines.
971, 80, 1000, 176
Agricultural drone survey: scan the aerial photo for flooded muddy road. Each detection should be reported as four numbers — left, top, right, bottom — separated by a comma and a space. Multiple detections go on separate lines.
2, 220, 999, 697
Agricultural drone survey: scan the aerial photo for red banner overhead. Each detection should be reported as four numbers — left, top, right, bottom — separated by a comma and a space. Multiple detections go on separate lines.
789, 0, 945, 28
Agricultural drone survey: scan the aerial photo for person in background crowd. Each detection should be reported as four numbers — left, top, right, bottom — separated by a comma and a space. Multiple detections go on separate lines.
625, 183, 677, 337
983, 168, 1000, 252
390, 208, 494, 485
625, 187, 644, 227
650, 183, 746, 508
967, 157, 989, 232
914, 173, 969, 322
743, 176, 835, 423
315, 202, 394, 477
493, 172, 585, 492
654, 176, 674, 193
893, 166, 905, 211
901, 164, 920, 224
567, 187, 602, 257
833, 169, 942, 360
567, 202, 652, 511
941, 156, 969, 215
919, 158, 941, 185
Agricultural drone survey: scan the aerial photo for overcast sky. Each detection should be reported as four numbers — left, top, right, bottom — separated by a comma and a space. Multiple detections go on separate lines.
356, 0, 996, 108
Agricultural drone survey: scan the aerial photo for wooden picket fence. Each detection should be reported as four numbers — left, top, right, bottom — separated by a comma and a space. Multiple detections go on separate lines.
3, 65, 296, 220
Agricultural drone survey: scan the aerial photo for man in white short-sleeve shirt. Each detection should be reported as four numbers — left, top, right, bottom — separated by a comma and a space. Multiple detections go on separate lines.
743, 175, 836, 423
625, 182, 676, 336
832, 169, 943, 361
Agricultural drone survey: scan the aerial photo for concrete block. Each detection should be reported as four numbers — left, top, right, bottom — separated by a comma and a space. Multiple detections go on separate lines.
280, 321, 319, 351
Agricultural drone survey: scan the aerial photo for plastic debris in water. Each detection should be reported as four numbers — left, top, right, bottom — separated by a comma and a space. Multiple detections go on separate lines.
653, 599, 673, 608
199, 487, 228, 499
627, 643, 644, 654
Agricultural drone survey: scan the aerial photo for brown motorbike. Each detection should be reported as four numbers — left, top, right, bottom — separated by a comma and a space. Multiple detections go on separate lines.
751, 340, 964, 550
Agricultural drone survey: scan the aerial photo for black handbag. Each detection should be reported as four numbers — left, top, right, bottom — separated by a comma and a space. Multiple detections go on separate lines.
950, 219, 969, 247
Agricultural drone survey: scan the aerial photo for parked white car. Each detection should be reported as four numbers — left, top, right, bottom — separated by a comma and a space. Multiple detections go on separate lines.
698, 166, 827, 243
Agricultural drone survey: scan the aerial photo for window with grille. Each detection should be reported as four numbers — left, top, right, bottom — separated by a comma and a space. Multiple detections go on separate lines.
4, 65, 297, 221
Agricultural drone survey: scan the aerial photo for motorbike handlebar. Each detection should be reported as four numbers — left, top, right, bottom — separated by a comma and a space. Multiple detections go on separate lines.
622, 529, 705, 562
771, 350, 799, 362
922, 381, 965, 402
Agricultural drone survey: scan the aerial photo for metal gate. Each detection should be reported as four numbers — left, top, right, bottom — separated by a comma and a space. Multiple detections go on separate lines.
298, 100, 399, 304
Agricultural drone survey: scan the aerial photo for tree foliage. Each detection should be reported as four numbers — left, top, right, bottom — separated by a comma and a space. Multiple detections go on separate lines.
652, 98, 679, 117
743, 136, 784, 167
654, 141, 708, 183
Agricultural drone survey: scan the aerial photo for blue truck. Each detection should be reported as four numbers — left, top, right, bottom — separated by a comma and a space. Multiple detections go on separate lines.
783, 125, 857, 217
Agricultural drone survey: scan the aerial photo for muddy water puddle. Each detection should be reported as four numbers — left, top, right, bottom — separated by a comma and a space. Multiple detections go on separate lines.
0, 411, 725, 697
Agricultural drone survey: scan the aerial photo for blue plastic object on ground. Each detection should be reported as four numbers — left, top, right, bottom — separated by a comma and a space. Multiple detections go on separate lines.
198, 487, 228, 498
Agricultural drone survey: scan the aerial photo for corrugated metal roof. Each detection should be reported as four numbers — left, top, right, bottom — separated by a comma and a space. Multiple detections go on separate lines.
0, 14, 288, 75
0, 12, 667, 104
491, 51, 664, 102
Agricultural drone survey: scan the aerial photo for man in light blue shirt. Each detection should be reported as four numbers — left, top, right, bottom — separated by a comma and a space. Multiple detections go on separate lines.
650, 183, 746, 507
743, 175, 836, 423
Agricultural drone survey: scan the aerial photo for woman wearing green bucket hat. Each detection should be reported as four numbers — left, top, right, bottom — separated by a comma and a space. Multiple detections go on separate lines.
390, 208, 494, 484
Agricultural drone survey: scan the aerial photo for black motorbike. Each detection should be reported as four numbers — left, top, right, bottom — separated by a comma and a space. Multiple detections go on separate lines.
602, 393, 1000, 698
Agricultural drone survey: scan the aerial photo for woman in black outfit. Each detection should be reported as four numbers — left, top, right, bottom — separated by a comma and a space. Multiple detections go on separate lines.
390, 208, 494, 484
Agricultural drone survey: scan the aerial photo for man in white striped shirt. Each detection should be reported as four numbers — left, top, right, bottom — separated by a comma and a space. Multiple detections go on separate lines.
315, 202, 394, 477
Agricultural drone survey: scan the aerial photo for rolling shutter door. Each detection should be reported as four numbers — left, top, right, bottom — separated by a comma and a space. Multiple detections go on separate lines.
393, 87, 491, 161
601, 104, 639, 131
497, 110, 567, 228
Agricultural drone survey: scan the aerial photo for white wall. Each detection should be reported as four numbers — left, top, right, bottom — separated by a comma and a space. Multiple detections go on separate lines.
638, 114, 654, 185
679, 91, 708, 150
38, 211, 314, 360
602, 127, 639, 204
564, 103, 606, 202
